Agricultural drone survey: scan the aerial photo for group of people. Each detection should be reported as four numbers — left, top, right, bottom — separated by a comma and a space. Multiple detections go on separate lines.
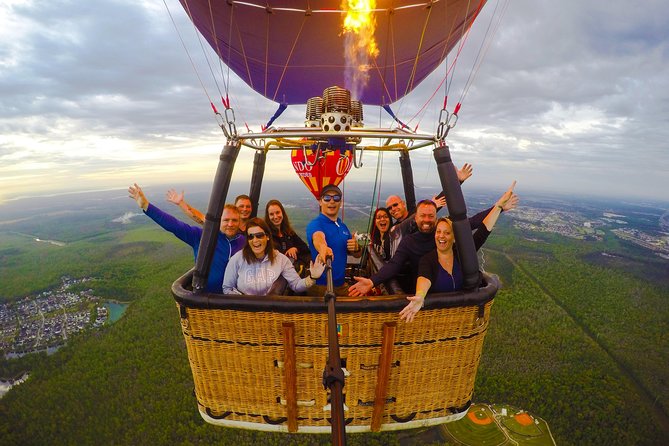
128, 162, 518, 322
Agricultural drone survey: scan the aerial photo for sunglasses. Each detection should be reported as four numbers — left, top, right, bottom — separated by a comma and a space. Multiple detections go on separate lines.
388, 202, 401, 209
247, 232, 267, 240
321, 194, 342, 202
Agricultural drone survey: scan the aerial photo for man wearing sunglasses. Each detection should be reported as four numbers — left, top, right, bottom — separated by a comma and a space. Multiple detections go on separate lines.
385, 195, 410, 224
306, 184, 362, 296
386, 163, 473, 256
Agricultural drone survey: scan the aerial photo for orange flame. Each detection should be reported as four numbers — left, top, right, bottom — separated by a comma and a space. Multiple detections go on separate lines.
341, 0, 379, 98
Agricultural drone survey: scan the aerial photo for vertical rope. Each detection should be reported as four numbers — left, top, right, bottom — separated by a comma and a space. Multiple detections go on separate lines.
272, 15, 308, 102
403, 5, 434, 99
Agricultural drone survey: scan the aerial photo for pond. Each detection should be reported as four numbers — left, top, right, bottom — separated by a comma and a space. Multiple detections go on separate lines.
103, 301, 129, 323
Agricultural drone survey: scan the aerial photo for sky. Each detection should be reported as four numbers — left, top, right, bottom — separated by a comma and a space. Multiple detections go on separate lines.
1, 0, 668, 205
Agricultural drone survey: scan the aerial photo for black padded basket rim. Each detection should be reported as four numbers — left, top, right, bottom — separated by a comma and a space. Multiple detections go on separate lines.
172, 270, 498, 314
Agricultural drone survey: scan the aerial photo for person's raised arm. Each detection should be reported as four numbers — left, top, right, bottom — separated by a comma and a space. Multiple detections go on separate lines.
432, 162, 474, 209
128, 183, 149, 211
348, 238, 411, 296
482, 181, 518, 231
311, 231, 333, 264
166, 189, 205, 225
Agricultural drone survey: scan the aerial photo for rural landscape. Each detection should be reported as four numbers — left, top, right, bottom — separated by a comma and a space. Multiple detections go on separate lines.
0, 184, 667, 445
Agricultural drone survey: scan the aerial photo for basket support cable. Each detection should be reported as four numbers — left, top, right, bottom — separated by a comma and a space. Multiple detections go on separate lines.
282, 322, 298, 432
249, 148, 267, 218
433, 143, 480, 290
193, 141, 241, 291
398, 149, 417, 215
322, 258, 347, 445
371, 322, 397, 431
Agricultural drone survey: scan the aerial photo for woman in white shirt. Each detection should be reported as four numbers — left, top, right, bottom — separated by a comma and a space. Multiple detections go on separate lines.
223, 218, 325, 295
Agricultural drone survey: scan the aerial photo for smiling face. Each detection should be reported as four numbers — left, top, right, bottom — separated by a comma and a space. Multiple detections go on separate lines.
235, 198, 253, 221
415, 201, 437, 233
374, 209, 391, 234
319, 192, 342, 220
434, 219, 454, 253
385, 195, 408, 221
246, 225, 268, 259
220, 207, 240, 238
267, 204, 283, 228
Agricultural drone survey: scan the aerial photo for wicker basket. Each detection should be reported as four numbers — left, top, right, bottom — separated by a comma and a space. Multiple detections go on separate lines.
172, 271, 497, 433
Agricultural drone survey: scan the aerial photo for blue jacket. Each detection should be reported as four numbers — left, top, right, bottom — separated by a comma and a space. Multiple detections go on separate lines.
144, 204, 245, 292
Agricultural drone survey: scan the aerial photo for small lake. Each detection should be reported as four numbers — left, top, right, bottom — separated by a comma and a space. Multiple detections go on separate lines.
104, 301, 129, 323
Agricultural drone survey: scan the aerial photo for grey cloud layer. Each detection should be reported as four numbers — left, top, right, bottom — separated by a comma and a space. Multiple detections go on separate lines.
1, 0, 668, 201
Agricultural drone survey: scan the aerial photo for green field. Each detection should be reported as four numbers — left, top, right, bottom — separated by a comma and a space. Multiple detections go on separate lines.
0, 210, 668, 444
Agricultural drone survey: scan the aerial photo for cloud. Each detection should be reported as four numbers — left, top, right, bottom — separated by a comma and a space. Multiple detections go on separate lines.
0, 0, 667, 204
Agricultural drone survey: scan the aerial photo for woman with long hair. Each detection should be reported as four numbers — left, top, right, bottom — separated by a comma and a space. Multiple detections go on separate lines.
223, 218, 324, 295
264, 199, 311, 276
370, 207, 393, 261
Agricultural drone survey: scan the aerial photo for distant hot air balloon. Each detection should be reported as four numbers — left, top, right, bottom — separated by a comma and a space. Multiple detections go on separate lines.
291, 145, 353, 200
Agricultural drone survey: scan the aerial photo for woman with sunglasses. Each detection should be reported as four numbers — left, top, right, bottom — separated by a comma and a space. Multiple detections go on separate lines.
264, 199, 311, 276
223, 218, 325, 295
371, 207, 393, 261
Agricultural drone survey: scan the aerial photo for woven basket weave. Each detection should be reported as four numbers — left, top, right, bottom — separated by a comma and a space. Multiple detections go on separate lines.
173, 272, 497, 433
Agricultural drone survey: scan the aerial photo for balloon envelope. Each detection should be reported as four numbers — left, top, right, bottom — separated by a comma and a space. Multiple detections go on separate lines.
180, 0, 486, 105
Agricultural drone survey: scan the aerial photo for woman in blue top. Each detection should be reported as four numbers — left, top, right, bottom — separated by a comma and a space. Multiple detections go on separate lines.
400, 181, 518, 322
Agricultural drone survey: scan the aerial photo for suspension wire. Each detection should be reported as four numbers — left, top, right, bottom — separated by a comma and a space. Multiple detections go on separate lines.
390, 3, 434, 123
359, 105, 386, 267
272, 15, 308, 102
391, 0, 473, 131
456, 0, 510, 106
224, 0, 234, 97
182, 0, 228, 105
179, 0, 254, 132
264, 11, 270, 99
162, 0, 222, 123
405, 0, 488, 129
374, 9, 399, 118
403, 4, 434, 100
445, 0, 474, 103
206, 0, 230, 100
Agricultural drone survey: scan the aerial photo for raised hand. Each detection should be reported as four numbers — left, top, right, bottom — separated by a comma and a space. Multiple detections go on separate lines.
431, 194, 446, 208
128, 183, 148, 211
347, 232, 360, 253
457, 163, 473, 183
496, 180, 517, 210
502, 193, 519, 212
166, 189, 184, 205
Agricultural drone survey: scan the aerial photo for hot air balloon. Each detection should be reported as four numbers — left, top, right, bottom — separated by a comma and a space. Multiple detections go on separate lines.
178, 0, 486, 105
167, 1, 506, 444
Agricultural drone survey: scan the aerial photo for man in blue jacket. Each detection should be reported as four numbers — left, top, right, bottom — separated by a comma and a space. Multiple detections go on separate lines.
128, 183, 245, 293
